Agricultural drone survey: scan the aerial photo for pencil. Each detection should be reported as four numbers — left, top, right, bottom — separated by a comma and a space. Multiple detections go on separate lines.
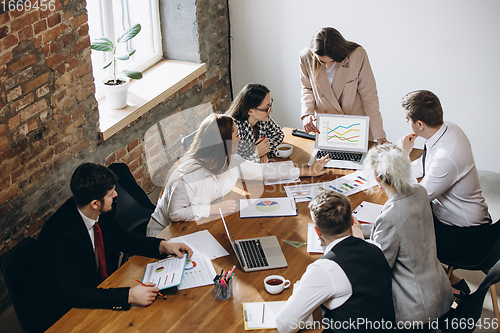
135, 279, 165, 297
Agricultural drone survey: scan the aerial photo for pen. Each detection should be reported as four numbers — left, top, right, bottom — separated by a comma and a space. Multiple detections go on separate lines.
135, 279, 164, 297
262, 303, 265, 323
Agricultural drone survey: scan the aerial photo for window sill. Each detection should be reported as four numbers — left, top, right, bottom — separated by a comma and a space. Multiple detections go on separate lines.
98, 59, 206, 141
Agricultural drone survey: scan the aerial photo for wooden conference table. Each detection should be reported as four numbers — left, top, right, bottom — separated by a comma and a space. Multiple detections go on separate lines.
48, 128, 423, 333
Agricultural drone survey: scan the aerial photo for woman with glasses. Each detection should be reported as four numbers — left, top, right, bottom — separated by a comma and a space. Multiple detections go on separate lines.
146, 114, 331, 236
300, 27, 388, 143
226, 83, 283, 163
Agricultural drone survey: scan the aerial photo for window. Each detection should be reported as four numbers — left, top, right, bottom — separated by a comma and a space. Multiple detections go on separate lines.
86, 0, 162, 99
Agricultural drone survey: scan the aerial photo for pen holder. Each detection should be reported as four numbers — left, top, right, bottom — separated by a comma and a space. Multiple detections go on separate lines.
214, 278, 233, 300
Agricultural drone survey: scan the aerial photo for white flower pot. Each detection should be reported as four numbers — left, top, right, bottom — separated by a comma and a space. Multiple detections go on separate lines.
102, 78, 130, 109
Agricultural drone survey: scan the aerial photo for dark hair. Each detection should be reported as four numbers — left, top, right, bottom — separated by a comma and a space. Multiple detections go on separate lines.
70, 163, 118, 206
309, 27, 360, 82
308, 191, 352, 237
402, 90, 444, 127
225, 83, 270, 121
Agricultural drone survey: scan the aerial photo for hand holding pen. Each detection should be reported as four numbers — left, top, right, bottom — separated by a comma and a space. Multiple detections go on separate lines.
135, 279, 165, 298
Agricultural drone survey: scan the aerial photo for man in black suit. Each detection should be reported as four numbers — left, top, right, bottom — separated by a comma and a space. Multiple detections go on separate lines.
37, 163, 192, 331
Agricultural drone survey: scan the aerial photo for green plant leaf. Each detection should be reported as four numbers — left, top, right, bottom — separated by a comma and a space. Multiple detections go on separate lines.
128, 49, 136, 56
117, 24, 141, 44
102, 60, 112, 69
116, 53, 130, 60
122, 70, 143, 80
91, 37, 114, 52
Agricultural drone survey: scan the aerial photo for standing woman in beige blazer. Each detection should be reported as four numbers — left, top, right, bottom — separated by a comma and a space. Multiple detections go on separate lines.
300, 27, 388, 143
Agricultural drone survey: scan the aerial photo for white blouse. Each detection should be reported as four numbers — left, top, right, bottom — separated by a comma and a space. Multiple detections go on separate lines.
147, 154, 300, 236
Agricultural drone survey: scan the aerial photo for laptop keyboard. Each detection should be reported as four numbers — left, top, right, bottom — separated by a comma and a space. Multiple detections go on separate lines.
239, 239, 269, 268
317, 150, 363, 162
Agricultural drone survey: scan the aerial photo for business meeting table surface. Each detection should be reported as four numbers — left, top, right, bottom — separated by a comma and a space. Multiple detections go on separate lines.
47, 128, 422, 332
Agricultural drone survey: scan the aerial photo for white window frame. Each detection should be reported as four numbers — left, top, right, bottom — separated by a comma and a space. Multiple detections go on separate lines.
88, 0, 163, 100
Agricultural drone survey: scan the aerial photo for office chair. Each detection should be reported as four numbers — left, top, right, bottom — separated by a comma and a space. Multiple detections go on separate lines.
108, 163, 156, 236
441, 219, 500, 333
440, 259, 500, 333
0, 237, 45, 333
181, 130, 197, 152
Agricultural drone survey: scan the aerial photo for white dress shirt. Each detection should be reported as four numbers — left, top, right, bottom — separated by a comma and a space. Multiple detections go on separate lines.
78, 208, 99, 266
147, 154, 300, 236
275, 236, 352, 333
411, 121, 489, 227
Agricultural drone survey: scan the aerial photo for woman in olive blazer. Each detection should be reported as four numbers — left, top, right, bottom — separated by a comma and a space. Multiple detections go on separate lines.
300, 27, 387, 142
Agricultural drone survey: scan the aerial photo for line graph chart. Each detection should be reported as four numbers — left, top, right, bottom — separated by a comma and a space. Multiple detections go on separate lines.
327, 123, 361, 142
317, 115, 369, 150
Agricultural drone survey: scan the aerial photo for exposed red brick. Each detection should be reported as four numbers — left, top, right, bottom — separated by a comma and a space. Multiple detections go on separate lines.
0, 26, 8, 39
49, 41, 59, 54
4, 67, 33, 90
0, 176, 10, 189
0, 124, 6, 136
36, 84, 50, 98
47, 13, 61, 28
20, 99, 47, 121
63, 32, 73, 46
34, 19, 48, 35
11, 93, 34, 112
201, 75, 219, 91
71, 37, 90, 55
122, 146, 143, 165
0, 185, 17, 205
1, 34, 18, 52
0, 135, 8, 151
11, 11, 39, 31
46, 54, 66, 68
116, 147, 127, 160
54, 141, 68, 154
23, 72, 50, 94
18, 25, 34, 41
27, 118, 38, 132
128, 138, 140, 152
6, 86, 22, 102
0, 12, 10, 25
9, 9, 24, 19
74, 139, 91, 154
64, 121, 75, 134
71, 13, 87, 28
32, 35, 43, 48
0, 50, 13, 65
78, 23, 88, 37
42, 44, 50, 57
42, 25, 63, 44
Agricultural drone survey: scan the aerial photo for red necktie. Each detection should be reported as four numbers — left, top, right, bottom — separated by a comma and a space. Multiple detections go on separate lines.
93, 221, 108, 282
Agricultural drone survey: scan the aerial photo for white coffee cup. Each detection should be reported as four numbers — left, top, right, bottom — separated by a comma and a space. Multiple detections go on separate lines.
264, 275, 291, 294
275, 144, 293, 158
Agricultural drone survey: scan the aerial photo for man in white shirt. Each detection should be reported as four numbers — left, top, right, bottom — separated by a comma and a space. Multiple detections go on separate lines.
275, 191, 395, 333
399, 90, 493, 294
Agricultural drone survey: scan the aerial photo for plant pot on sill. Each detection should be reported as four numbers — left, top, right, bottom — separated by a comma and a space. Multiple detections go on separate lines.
102, 77, 130, 109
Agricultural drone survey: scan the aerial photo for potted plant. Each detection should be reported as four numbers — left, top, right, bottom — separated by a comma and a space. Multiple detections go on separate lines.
91, 23, 143, 109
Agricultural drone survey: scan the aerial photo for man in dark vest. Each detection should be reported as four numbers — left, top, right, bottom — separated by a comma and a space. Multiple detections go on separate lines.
276, 191, 395, 333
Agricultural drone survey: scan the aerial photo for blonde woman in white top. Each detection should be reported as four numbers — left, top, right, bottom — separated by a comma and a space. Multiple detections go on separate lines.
147, 114, 331, 236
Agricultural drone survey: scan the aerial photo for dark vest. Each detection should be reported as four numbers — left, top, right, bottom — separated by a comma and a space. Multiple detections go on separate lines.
321, 236, 395, 332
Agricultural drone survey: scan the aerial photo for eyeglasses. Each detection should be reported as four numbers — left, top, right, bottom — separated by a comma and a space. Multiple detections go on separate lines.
254, 99, 273, 113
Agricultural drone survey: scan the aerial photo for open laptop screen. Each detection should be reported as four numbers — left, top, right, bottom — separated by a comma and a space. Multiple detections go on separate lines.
315, 114, 370, 153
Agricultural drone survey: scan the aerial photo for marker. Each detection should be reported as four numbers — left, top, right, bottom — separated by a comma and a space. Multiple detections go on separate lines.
135, 279, 164, 297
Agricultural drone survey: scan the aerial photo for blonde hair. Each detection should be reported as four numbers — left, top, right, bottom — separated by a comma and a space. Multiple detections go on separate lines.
366, 144, 412, 194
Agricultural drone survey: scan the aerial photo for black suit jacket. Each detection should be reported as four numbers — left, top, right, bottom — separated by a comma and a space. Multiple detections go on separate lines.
36, 198, 164, 330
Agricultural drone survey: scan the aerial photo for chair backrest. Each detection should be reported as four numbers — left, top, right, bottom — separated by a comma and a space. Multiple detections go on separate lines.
108, 163, 155, 235
442, 259, 500, 332
181, 130, 197, 152
478, 219, 500, 270
0, 237, 43, 333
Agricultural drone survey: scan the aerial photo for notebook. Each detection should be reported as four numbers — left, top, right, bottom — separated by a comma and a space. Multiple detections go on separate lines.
308, 114, 370, 170
220, 209, 287, 272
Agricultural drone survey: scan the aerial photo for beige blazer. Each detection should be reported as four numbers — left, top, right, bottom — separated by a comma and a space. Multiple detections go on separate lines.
299, 47, 386, 140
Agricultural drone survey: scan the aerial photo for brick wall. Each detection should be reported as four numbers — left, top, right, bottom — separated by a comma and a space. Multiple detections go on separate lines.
0, 0, 231, 314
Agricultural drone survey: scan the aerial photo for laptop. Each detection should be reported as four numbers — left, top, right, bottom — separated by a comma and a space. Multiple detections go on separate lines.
308, 114, 370, 170
219, 209, 287, 272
